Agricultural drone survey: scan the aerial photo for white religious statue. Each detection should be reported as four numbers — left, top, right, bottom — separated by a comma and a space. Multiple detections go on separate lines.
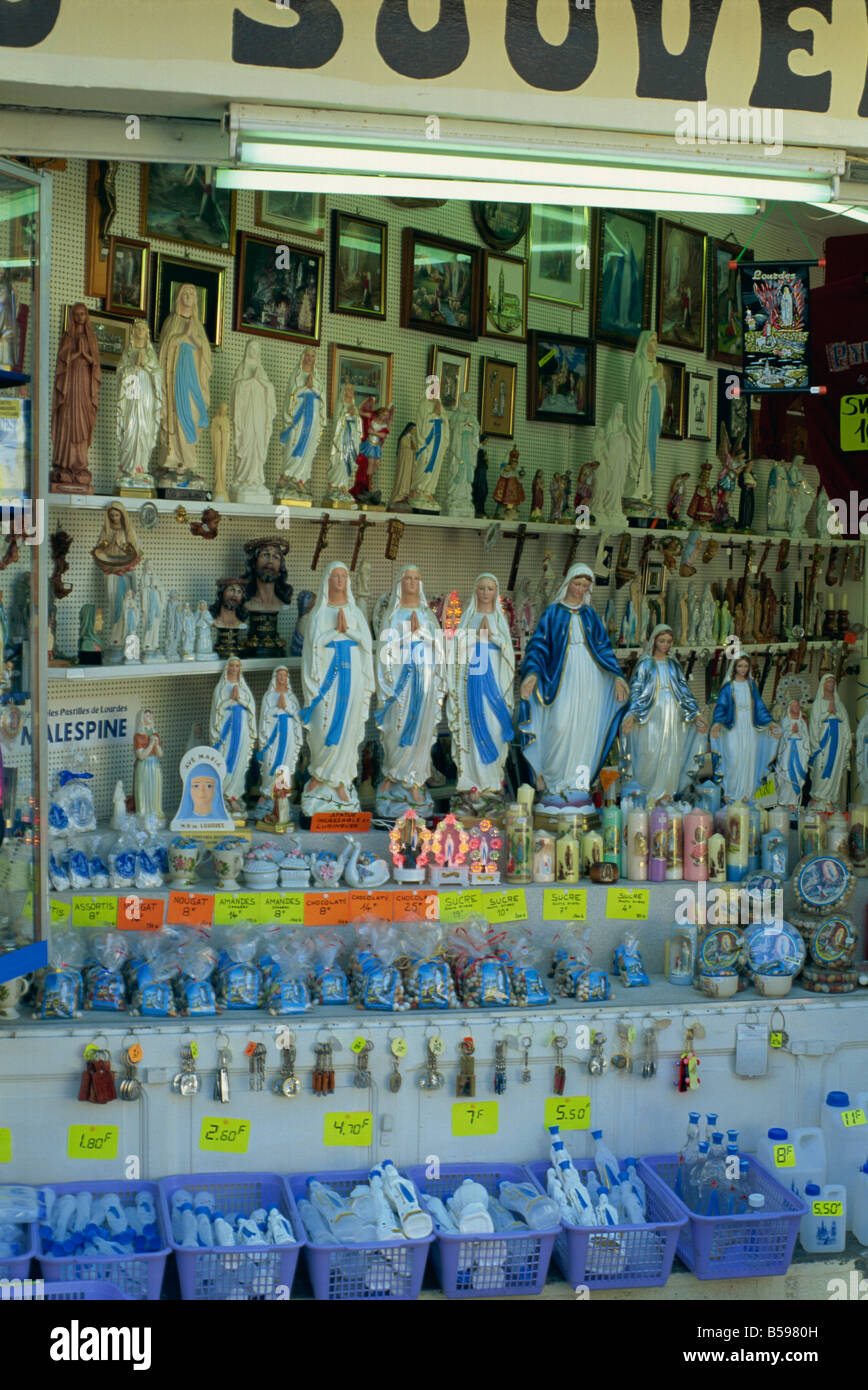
210, 402, 230, 502
687, 590, 701, 645
407, 386, 451, 513
621, 625, 706, 805
808, 675, 852, 812
133, 708, 164, 825
299, 561, 375, 816
591, 402, 631, 529
854, 710, 868, 802
375, 566, 448, 817
355, 560, 372, 625
230, 340, 276, 504
122, 589, 139, 663
697, 583, 717, 644
115, 318, 161, 495
444, 392, 479, 518
625, 330, 666, 506
194, 599, 215, 660
164, 590, 182, 662
518, 564, 629, 805
91, 502, 143, 665
112, 780, 127, 831
766, 460, 790, 532
787, 457, 814, 538
774, 697, 811, 810
210, 656, 257, 816
180, 602, 196, 662
389, 423, 417, 511
447, 573, 515, 815
258, 664, 302, 804
277, 346, 327, 499
138, 560, 166, 663
324, 381, 362, 507
710, 656, 781, 803
157, 281, 211, 485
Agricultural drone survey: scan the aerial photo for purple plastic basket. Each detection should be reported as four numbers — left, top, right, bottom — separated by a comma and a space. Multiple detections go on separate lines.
524, 1159, 686, 1290
35, 1181, 168, 1301
39, 1281, 132, 1300
158, 1172, 304, 1301
639, 1153, 806, 1280
288, 1169, 432, 1301
407, 1162, 557, 1299
0, 1223, 35, 1284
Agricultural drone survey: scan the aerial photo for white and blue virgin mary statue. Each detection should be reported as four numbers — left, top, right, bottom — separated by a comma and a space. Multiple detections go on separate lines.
518, 563, 629, 803
447, 572, 515, 805
710, 655, 781, 803
621, 624, 706, 804
171, 746, 234, 833
257, 664, 302, 802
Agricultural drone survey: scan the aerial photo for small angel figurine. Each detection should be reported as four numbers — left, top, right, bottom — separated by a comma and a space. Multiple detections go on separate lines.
666, 472, 690, 525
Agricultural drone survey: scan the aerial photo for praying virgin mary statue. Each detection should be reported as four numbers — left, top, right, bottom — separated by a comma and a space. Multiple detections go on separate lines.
625, 330, 666, 507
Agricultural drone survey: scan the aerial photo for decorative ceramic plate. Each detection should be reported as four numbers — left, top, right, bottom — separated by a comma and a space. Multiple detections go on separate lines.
697, 926, 743, 973
792, 854, 855, 910
808, 914, 857, 968
744, 920, 806, 976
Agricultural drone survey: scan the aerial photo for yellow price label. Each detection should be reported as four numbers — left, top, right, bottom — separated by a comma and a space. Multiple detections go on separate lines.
262, 891, 304, 925
452, 1101, 498, 1137
50, 899, 71, 924
483, 888, 528, 924
544, 1096, 592, 1130
773, 1143, 796, 1168
438, 889, 485, 924
390, 1038, 407, 1057
812, 1200, 843, 1217
841, 1108, 867, 1127
213, 892, 262, 926
67, 1125, 118, 1160
323, 1111, 373, 1145
0, 1127, 11, 1163
840, 394, 868, 451
189, 1041, 199, 1059
605, 887, 650, 920
199, 1117, 250, 1154
0, 400, 20, 417
543, 888, 587, 921
350, 1036, 369, 1054
22, 892, 33, 919
770, 1032, 783, 1049
71, 895, 118, 927
754, 777, 775, 801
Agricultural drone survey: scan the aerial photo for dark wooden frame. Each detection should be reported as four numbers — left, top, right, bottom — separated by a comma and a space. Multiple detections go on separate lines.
591, 207, 655, 350
656, 217, 708, 353
234, 230, 324, 345
330, 209, 387, 320
400, 228, 480, 341
526, 329, 595, 427
480, 250, 528, 343
152, 252, 226, 348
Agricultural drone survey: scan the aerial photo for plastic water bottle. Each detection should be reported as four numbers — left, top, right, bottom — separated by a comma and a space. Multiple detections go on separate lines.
592, 1129, 620, 1191
852, 1164, 868, 1244
307, 1179, 367, 1243
213, 1216, 235, 1247
624, 1160, 647, 1217
821, 1091, 868, 1219
374, 1161, 432, 1239
498, 1180, 560, 1230
677, 1113, 701, 1199
618, 1174, 645, 1225
800, 1182, 846, 1252
686, 1141, 710, 1211
195, 1213, 214, 1247
297, 1197, 337, 1245
703, 1112, 719, 1144
420, 1192, 457, 1232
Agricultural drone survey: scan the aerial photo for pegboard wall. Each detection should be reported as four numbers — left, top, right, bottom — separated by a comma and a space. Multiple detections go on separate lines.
42, 160, 863, 820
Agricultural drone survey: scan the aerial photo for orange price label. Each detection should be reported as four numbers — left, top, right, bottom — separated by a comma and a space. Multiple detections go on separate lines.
309, 812, 372, 833
166, 892, 214, 927
303, 892, 350, 926
116, 896, 165, 931
348, 890, 393, 921
391, 890, 440, 922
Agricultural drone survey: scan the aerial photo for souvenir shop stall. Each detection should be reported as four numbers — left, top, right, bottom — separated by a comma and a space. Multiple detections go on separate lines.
1, 1, 868, 1302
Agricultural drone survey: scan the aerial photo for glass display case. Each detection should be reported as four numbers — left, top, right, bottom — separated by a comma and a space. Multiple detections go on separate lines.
0, 157, 49, 994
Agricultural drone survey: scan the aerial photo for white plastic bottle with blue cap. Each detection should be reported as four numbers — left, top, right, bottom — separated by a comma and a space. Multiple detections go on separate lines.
799, 1182, 846, 1252
618, 1174, 645, 1225
852, 1164, 868, 1244
498, 1179, 560, 1230
821, 1091, 868, 1221
373, 1161, 432, 1239
623, 1158, 646, 1215
591, 1129, 620, 1191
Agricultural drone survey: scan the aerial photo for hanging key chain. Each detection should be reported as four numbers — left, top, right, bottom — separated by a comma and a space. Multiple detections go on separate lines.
552, 1034, 567, 1095
494, 1040, 507, 1095
677, 1026, 701, 1091
214, 1045, 231, 1104
588, 1030, 608, 1076
456, 1037, 476, 1097
769, 1008, 789, 1051
353, 1039, 373, 1089
640, 1027, 658, 1080
519, 1033, 533, 1084
388, 1035, 406, 1093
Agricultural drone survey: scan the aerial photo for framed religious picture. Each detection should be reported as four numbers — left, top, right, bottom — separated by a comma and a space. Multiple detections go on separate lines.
591, 208, 654, 349
62, 305, 130, 371
152, 253, 226, 348
400, 229, 480, 340
527, 330, 595, 426
328, 343, 393, 415
428, 345, 470, 411
85, 160, 116, 299
716, 367, 751, 457
470, 201, 529, 252
139, 163, 236, 253
234, 231, 324, 345
657, 219, 707, 353
529, 203, 588, 309
708, 236, 743, 366
330, 210, 387, 319
658, 357, 686, 439
481, 251, 527, 341
686, 371, 712, 441
105, 236, 149, 318
479, 356, 517, 438
255, 189, 325, 240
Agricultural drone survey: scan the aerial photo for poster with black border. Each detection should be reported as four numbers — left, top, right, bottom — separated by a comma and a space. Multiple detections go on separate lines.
739, 261, 812, 393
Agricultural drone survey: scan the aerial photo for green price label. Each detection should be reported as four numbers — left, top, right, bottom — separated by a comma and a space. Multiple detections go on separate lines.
438, 889, 485, 924
214, 893, 262, 926
0, 1127, 10, 1163
770, 1032, 783, 1049
483, 889, 528, 924
262, 891, 304, 924
840, 394, 868, 451
544, 1096, 591, 1130
67, 1125, 118, 1159
543, 888, 587, 921
812, 1200, 843, 1217
49, 899, 71, 924
323, 1112, 373, 1145
754, 777, 775, 801
199, 1117, 250, 1154
71, 896, 118, 927
350, 1036, 368, 1054
841, 1108, 867, 1127
773, 1143, 796, 1168
452, 1101, 498, 1137
605, 887, 650, 920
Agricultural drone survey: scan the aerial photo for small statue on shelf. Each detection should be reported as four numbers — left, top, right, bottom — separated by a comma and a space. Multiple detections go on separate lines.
548, 473, 565, 523
808, 674, 852, 812
78, 604, 104, 666
773, 692, 810, 810
787, 456, 813, 538
210, 656, 257, 817
737, 456, 757, 530
157, 282, 211, 495
259, 764, 294, 831
766, 459, 789, 532
289, 588, 316, 656
138, 559, 166, 663
529, 469, 545, 521
493, 446, 525, 520
241, 537, 292, 659
209, 402, 230, 502
574, 462, 598, 521
257, 664, 302, 806
353, 395, 394, 507
91, 502, 143, 665
209, 577, 248, 660
666, 472, 690, 526
133, 707, 164, 825
323, 381, 361, 508
713, 424, 742, 529
625, 330, 666, 506
230, 340, 276, 504
687, 461, 715, 529
277, 346, 326, 501
115, 318, 161, 497
194, 600, 215, 660
51, 302, 101, 494
407, 385, 450, 513
560, 472, 574, 524
180, 602, 196, 661
389, 422, 416, 511
592, 403, 630, 531
444, 391, 478, 518
472, 446, 489, 518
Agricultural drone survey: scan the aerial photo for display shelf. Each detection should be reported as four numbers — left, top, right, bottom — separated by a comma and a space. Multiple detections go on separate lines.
48, 656, 297, 681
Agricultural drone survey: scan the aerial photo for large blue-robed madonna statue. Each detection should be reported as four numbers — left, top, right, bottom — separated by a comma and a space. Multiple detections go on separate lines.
621, 624, 707, 804
710, 655, 781, 803
518, 564, 629, 803
447, 572, 515, 813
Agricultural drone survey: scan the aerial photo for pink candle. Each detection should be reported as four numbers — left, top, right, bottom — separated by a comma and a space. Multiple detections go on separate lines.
684, 809, 712, 882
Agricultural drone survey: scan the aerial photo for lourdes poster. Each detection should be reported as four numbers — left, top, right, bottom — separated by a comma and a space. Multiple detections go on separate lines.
739, 261, 812, 393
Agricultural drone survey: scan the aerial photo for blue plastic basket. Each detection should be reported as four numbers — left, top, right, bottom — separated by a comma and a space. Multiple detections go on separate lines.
639, 1153, 806, 1280
35, 1181, 169, 1301
158, 1171, 304, 1301
524, 1159, 686, 1289
38, 1281, 132, 1300
407, 1162, 557, 1299
288, 1169, 432, 1301
0, 1222, 35, 1284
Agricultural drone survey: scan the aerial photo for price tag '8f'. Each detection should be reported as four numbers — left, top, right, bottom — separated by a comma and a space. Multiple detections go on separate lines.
773, 1143, 796, 1168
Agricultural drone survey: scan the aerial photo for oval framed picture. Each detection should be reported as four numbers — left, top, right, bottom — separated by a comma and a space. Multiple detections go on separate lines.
387, 198, 447, 209
471, 202, 530, 252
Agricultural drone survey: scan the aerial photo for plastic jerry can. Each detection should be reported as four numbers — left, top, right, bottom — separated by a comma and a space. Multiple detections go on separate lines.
766, 1127, 826, 1201
821, 1092, 868, 1218
852, 1164, 868, 1245
799, 1183, 846, 1253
